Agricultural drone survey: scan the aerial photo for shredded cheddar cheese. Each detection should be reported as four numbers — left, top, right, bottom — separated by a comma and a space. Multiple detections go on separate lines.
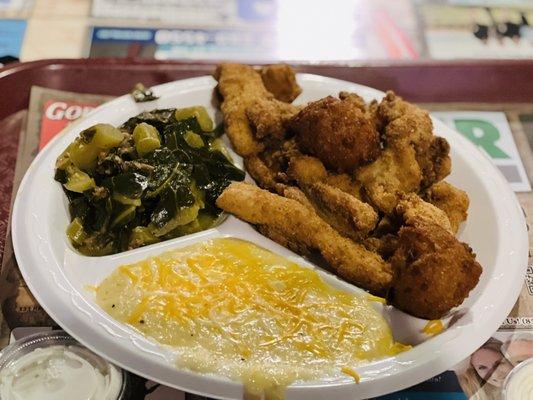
367, 294, 387, 304
422, 320, 444, 336
341, 366, 361, 383
96, 238, 407, 399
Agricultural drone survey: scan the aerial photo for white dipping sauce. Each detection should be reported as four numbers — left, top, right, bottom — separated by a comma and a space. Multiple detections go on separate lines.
504, 360, 533, 400
0, 345, 122, 400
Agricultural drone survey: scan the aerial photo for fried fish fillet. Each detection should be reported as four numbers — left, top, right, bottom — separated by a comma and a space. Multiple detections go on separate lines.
217, 182, 392, 295
287, 155, 377, 239
290, 96, 381, 172
215, 64, 268, 156
302, 182, 378, 240
379, 91, 451, 188
215, 63, 299, 156
260, 64, 302, 103
424, 181, 469, 233
287, 154, 363, 199
396, 193, 453, 233
356, 146, 422, 214
244, 155, 287, 194
355, 91, 451, 213
246, 97, 299, 143
388, 221, 482, 319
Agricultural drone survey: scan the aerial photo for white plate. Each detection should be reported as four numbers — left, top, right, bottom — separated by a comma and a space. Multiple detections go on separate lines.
12, 75, 528, 399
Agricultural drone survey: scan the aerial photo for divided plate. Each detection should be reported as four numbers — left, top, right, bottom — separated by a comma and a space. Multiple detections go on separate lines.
11, 75, 528, 399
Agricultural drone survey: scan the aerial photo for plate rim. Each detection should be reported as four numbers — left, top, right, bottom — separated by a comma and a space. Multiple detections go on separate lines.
11, 74, 528, 399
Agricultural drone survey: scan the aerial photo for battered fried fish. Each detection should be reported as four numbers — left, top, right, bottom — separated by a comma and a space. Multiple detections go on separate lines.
215, 64, 300, 156
290, 96, 381, 172
215, 64, 268, 156
260, 64, 302, 103
379, 91, 451, 188
355, 91, 451, 213
388, 221, 482, 319
396, 193, 453, 233
301, 182, 378, 240
217, 182, 392, 295
424, 181, 469, 233
287, 154, 363, 199
244, 155, 287, 193
356, 146, 422, 214
246, 97, 299, 143
287, 155, 376, 239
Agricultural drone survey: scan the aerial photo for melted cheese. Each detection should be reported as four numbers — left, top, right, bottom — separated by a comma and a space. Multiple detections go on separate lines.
96, 238, 408, 399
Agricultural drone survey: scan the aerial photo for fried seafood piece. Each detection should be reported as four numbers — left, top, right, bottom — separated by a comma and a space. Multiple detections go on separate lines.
422, 137, 451, 189
424, 181, 469, 233
287, 154, 363, 199
216, 182, 392, 295
215, 63, 269, 156
355, 92, 452, 213
289, 96, 381, 172
302, 182, 378, 240
356, 146, 422, 214
396, 193, 452, 233
364, 235, 399, 261
379, 91, 451, 188
244, 155, 287, 193
260, 64, 302, 103
243, 140, 302, 194
281, 186, 313, 209
287, 155, 377, 239
388, 221, 482, 319
246, 97, 299, 142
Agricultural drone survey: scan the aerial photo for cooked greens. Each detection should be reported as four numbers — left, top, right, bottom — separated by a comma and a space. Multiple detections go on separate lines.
55, 106, 244, 256
130, 83, 159, 103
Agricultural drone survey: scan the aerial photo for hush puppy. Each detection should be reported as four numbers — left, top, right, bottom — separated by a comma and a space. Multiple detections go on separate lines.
289, 96, 381, 172
388, 221, 482, 319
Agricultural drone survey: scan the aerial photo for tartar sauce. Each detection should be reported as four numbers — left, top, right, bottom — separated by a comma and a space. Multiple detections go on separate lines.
0, 345, 122, 400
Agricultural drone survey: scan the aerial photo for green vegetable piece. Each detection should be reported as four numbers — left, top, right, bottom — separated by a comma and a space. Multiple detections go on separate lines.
66, 218, 87, 245
64, 167, 96, 193
133, 123, 161, 156
55, 150, 71, 171
91, 124, 124, 149
129, 227, 159, 249
208, 138, 232, 161
110, 172, 148, 198
175, 106, 213, 132
78, 241, 114, 256
151, 204, 200, 237
112, 192, 141, 206
68, 140, 100, 171
183, 131, 204, 148
121, 109, 174, 132
111, 205, 136, 228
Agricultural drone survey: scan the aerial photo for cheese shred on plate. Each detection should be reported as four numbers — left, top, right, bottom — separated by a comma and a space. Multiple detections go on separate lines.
96, 238, 408, 399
